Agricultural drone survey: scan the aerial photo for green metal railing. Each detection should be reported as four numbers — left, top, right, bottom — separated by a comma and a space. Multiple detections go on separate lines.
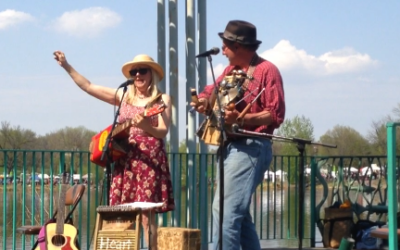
386, 122, 399, 250
1, 149, 398, 250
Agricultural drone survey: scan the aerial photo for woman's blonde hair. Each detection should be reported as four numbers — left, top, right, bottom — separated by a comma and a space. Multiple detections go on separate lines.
124, 68, 161, 104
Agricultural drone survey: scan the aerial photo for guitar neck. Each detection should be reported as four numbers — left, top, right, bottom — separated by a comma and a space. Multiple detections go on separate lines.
112, 118, 133, 138
111, 96, 165, 138
55, 185, 67, 235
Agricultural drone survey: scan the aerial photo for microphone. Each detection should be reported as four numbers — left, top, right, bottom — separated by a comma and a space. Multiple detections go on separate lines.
118, 79, 134, 88
196, 47, 220, 58
232, 123, 240, 133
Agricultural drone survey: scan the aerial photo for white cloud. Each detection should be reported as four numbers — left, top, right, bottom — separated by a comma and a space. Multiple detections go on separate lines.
0, 9, 34, 30
261, 40, 378, 76
50, 7, 121, 38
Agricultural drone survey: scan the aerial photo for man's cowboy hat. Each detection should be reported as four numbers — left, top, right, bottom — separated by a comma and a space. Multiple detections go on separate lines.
121, 54, 164, 80
218, 20, 262, 45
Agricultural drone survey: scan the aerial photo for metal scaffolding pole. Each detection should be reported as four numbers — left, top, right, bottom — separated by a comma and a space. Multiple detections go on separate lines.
168, 0, 180, 227
186, 0, 197, 228
157, 0, 166, 94
197, 0, 209, 249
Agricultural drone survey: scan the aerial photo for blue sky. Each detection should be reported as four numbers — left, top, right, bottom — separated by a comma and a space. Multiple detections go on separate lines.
1, 0, 399, 143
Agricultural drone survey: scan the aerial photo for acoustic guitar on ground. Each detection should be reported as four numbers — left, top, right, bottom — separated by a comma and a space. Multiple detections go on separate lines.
45, 184, 78, 250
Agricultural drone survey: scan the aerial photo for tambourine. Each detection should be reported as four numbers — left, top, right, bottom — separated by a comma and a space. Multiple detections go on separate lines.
197, 69, 248, 145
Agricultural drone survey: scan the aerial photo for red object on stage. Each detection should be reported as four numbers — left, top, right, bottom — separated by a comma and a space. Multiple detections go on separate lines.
89, 125, 127, 167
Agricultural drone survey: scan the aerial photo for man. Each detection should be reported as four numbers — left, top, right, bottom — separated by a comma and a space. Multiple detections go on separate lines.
190, 20, 285, 250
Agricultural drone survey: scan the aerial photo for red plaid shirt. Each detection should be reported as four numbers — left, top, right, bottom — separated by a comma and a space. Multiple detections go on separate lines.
198, 56, 285, 135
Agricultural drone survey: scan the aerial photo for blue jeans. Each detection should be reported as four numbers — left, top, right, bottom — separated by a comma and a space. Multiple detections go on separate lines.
212, 137, 272, 250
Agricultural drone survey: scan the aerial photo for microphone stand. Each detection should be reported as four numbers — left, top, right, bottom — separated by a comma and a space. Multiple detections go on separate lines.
204, 54, 226, 250
231, 126, 336, 250
100, 85, 129, 206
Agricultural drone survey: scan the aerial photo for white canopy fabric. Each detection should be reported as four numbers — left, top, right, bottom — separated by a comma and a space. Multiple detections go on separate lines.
343, 167, 358, 173
361, 167, 373, 175
82, 173, 93, 179
371, 164, 381, 171
38, 174, 50, 179
275, 170, 287, 176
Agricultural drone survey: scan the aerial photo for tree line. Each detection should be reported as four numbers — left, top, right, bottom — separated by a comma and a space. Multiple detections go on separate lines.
0, 122, 97, 177
1, 103, 400, 155
273, 103, 400, 157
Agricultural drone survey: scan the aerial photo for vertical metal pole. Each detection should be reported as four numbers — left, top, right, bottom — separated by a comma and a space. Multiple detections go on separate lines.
157, 0, 166, 94
310, 156, 316, 247
168, 0, 180, 226
186, 0, 197, 228
338, 238, 355, 250
297, 143, 305, 250
386, 122, 398, 250
2, 152, 7, 248
197, 1, 208, 248
157, 0, 167, 227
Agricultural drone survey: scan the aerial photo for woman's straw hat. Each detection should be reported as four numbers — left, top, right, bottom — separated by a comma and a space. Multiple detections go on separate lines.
121, 54, 164, 80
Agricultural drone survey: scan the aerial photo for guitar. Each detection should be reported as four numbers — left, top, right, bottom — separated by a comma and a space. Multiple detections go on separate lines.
89, 93, 166, 167
45, 184, 78, 250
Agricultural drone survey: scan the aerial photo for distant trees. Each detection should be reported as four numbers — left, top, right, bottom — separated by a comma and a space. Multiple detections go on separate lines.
367, 116, 392, 155
271, 102, 400, 157
0, 121, 38, 175
38, 126, 96, 151
0, 121, 37, 150
367, 114, 400, 155
273, 115, 314, 183
274, 115, 314, 156
0, 122, 96, 151
0, 122, 97, 176
1, 100, 400, 163
318, 125, 371, 156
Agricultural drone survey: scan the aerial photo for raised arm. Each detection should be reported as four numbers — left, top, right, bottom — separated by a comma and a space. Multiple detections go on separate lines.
53, 50, 123, 105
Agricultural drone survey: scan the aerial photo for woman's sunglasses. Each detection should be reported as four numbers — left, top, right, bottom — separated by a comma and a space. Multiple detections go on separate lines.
129, 68, 149, 76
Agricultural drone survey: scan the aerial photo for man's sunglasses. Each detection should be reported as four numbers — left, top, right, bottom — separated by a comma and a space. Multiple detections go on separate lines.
129, 68, 149, 76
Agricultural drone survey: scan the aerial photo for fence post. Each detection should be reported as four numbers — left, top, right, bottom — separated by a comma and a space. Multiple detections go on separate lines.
338, 237, 355, 250
386, 122, 399, 250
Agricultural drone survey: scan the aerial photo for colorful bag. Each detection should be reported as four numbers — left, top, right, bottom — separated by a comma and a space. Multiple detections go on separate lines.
37, 218, 56, 250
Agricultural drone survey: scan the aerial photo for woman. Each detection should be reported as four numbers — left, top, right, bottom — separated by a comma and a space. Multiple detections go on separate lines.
54, 51, 175, 249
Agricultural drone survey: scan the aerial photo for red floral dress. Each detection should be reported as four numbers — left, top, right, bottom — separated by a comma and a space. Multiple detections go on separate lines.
109, 102, 175, 213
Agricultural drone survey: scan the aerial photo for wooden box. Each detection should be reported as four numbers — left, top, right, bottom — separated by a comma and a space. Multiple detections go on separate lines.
323, 207, 353, 248
93, 206, 142, 250
157, 227, 201, 250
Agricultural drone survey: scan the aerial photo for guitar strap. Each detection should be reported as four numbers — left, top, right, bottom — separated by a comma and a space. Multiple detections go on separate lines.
145, 93, 163, 109
241, 54, 259, 95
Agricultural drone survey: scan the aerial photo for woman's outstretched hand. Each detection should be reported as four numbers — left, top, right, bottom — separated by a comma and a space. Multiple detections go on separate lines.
53, 50, 68, 67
